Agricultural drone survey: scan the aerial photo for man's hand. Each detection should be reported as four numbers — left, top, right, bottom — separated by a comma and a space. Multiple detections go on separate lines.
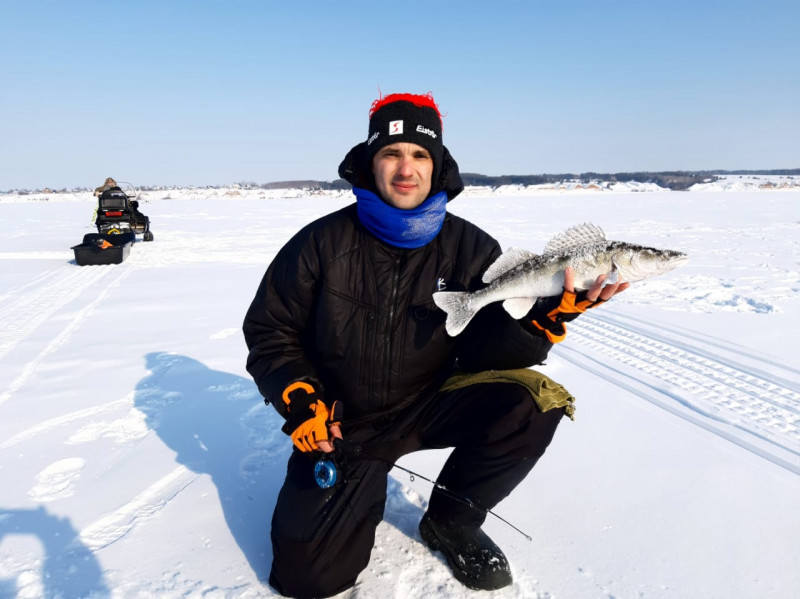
280, 381, 343, 453
528, 266, 629, 343
566, 266, 629, 303
317, 423, 343, 453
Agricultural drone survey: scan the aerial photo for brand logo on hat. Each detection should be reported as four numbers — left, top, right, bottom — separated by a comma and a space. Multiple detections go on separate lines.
389, 120, 403, 135
416, 125, 437, 139
367, 131, 380, 145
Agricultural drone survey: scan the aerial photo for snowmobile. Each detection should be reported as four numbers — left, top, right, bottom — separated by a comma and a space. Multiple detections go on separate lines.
95, 183, 154, 241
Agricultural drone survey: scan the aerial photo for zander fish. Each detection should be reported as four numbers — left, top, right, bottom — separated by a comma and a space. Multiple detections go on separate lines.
433, 223, 687, 336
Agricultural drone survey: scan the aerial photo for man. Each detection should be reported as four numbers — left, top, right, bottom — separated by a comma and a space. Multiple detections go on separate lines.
243, 93, 625, 598
93, 177, 118, 197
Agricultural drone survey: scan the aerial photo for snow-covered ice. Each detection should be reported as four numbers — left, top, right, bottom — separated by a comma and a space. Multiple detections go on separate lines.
0, 185, 798, 598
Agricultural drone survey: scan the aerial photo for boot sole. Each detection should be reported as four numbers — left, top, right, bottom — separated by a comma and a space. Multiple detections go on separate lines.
419, 516, 512, 591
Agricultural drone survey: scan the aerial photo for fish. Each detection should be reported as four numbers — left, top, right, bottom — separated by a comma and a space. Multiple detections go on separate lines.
433, 223, 688, 336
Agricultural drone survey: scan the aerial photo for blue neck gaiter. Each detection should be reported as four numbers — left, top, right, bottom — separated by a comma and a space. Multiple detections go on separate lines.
354, 187, 447, 249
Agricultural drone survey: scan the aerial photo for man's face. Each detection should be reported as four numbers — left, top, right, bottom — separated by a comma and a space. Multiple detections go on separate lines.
371, 142, 433, 209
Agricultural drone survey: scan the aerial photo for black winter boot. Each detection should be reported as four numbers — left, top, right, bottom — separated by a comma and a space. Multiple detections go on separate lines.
418, 513, 512, 591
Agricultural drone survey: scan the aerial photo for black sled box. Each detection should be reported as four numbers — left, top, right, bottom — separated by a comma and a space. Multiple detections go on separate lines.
71, 232, 134, 266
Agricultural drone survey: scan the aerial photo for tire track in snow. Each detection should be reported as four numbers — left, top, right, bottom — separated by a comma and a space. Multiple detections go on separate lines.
594, 311, 800, 389
557, 344, 800, 475
577, 316, 800, 419
556, 313, 800, 475
614, 311, 800, 373
0, 395, 131, 449
0, 267, 133, 407
0, 264, 117, 360
0, 267, 62, 302
78, 466, 198, 550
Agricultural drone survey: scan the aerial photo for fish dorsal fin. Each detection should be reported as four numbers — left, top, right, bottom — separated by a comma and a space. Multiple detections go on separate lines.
543, 223, 607, 255
482, 247, 538, 283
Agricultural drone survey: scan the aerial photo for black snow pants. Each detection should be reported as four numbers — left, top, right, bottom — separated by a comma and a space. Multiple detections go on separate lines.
268, 382, 564, 599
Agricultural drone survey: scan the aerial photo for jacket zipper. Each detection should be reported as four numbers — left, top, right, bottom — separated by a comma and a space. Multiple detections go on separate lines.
383, 255, 402, 408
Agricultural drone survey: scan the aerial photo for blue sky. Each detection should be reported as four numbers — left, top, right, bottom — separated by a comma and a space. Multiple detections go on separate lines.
1, 0, 798, 189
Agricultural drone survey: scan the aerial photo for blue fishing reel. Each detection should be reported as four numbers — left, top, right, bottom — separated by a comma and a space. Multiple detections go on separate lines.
312, 439, 360, 489
314, 458, 339, 488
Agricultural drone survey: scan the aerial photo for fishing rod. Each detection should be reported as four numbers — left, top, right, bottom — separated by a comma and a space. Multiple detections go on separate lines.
313, 443, 532, 542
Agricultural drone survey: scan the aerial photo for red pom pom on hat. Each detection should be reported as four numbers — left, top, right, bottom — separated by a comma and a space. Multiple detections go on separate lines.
369, 93, 443, 127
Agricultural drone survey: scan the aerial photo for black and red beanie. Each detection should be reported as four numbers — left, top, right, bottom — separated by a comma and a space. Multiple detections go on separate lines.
365, 93, 444, 183
338, 92, 464, 200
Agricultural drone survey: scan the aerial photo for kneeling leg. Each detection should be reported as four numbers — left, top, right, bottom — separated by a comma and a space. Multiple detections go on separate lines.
423, 383, 564, 528
270, 452, 388, 598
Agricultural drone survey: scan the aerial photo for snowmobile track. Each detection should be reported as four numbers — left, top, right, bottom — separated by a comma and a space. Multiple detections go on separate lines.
78, 465, 198, 551
557, 312, 800, 475
0, 266, 132, 407
594, 311, 800, 390
0, 264, 118, 360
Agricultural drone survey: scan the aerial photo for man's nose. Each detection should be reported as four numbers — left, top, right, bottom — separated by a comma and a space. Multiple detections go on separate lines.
397, 155, 414, 176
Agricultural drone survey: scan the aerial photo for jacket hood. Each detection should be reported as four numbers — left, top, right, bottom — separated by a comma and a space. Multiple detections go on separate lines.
338, 142, 464, 201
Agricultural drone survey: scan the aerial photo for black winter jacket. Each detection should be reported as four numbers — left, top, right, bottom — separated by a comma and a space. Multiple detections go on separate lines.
243, 202, 553, 426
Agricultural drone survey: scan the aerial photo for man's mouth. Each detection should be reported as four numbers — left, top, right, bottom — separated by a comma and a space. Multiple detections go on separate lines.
392, 181, 417, 193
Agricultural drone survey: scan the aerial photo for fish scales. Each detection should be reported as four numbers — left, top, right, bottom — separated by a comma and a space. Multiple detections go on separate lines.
433, 224, 687, 336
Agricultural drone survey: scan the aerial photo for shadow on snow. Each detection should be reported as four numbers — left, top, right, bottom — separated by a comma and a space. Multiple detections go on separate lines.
0, 506, 109, 598
134, 352, 428, 584
134, 352, 289, 582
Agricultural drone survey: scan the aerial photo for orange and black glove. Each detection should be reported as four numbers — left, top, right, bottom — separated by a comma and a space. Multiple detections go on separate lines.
280, 380, 342, 452
527, 289, 605, 343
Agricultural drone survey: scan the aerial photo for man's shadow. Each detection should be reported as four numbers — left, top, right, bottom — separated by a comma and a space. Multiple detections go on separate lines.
133, 352, 292, 582
0, 506, 109, 598
134, 352, 429, 583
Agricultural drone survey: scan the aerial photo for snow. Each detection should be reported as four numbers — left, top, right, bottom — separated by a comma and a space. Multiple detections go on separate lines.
688, 174, 800, 192
1, 186, 798, 598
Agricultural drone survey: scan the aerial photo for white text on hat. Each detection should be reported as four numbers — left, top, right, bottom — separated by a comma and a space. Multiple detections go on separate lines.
416, 125, 437, 139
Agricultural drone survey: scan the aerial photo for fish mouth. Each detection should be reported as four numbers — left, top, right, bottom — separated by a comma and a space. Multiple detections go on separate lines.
660, 252, 688, 274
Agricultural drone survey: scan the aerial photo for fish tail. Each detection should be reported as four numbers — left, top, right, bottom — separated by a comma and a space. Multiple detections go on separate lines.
432, 291, 476, 336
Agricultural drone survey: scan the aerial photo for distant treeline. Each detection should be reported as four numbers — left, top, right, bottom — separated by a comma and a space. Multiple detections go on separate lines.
460, 171, 711, 190
254, 169, 800, 192
6, 168, 799, 194
459, 169, 800, 191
